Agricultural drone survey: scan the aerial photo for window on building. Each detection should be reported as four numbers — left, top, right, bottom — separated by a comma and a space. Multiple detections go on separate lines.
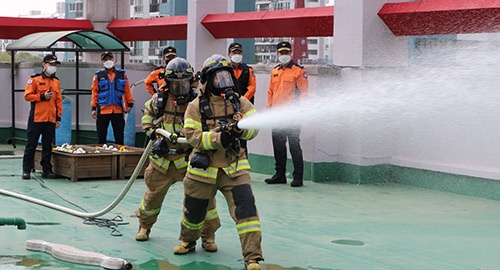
307, 39, 318, 45
308, 50, 318, 55
150, 0, 159, 12
133, 0, 144, 13
258, 4, 270, 11
75, 2, 84, 17
278, 1, 291, 10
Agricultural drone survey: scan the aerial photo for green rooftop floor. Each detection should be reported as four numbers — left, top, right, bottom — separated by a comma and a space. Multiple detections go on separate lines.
1, 155, 499, 270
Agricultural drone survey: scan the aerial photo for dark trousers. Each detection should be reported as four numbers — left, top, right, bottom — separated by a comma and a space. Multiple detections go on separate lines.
271, 127, 303, 180
96, 113, 125, 145
23, 120, 55, 173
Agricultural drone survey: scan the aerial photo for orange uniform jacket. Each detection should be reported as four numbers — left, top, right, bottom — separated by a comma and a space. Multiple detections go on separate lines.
24, 73, 63, 123
144, 67, 166, 95
266, 61, 308, 108
91, 68, 134, 114
233, 64, 257, 101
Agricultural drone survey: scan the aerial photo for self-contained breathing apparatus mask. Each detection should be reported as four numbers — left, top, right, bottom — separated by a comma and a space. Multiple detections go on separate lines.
209, 70, 235, 97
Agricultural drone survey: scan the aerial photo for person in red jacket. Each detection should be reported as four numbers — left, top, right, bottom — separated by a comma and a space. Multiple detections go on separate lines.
90, 51, 134, 145
22, 55, 63, 180
144, 46, 177, 95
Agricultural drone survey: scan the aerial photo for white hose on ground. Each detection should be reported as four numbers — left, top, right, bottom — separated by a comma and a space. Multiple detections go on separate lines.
26, 239, 132, 270
0, 140, 152, 218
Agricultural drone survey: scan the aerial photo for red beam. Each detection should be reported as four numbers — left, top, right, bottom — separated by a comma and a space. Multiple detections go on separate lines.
202, 6, 334, 38
0, 17, 93, 39
379, 0, 500, 36
107, 16, 188, 41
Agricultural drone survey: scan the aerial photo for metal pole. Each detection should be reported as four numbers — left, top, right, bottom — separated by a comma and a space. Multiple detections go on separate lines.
75, 50, 80, 144
10, 51, 16, 147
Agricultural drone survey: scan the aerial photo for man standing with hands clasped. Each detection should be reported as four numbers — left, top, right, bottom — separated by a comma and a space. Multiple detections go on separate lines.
265, 41, 308, 187
22, 55, 63, 180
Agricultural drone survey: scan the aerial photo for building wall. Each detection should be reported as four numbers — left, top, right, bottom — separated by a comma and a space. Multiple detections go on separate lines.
4, 36, 500, 185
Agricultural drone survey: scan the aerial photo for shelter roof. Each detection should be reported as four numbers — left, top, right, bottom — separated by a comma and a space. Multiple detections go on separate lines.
6, 30, 129, 52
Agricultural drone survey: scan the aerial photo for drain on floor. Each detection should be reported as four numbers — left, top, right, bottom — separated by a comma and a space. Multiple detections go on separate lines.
331, 239, 364, 246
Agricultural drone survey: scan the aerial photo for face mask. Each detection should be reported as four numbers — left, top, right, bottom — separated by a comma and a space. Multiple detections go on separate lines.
103, 60, 114, 69
279, 55, 291, 64
231, 54, 243, 63
46, 65, 57, 75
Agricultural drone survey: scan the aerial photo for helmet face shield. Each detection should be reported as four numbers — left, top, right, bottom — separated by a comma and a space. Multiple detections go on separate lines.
212, 70, 234, 89
169, 79, 191, 96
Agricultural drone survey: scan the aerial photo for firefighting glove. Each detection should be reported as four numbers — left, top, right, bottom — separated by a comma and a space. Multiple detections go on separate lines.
220, 131, 232, 148
229, 126, 243, 138
145, 128, 156, 140
151, 137, 169, 156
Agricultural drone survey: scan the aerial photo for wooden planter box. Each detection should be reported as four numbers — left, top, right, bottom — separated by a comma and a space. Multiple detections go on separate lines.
78, 144, 149, 180
35, 146, 117, 182
117, 149, 149, 180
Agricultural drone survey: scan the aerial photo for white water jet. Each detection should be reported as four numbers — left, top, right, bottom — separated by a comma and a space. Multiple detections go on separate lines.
242, 39, 500, 175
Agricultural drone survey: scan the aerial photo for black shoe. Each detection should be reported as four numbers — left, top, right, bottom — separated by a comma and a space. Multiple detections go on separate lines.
264, 174, 286, 184
291, 178, 303, 187
42, 170, 56, 179
21, 171, 31, 180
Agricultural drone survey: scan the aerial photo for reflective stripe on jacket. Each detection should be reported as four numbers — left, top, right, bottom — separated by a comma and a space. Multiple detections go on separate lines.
142, 92, 192, 172
183, 89, 258, 183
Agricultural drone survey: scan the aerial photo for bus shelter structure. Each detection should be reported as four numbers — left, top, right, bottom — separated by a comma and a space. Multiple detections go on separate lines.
6, 30, 129, 146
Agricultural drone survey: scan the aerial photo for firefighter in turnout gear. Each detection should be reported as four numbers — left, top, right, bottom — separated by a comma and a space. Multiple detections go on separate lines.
144, 46, 177, 95
136, 58, 220, 251
174, 54, 263, 270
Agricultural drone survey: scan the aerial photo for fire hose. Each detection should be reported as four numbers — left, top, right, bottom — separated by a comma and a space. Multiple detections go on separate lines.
0, 128, 186, 269
0, 128, 186, 218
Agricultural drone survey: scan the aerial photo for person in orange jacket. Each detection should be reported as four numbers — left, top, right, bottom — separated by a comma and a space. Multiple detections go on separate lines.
227, 42, 256, 103
91, 51, 134, 145
227, 42, 257, 154
144, 46, 177, 95
22, 55, 63, 180
265, 41, 308, 187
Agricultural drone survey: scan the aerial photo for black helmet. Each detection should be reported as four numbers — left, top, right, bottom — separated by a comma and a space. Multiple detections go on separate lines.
164, 57, 194, 96
200, 54, 233, 84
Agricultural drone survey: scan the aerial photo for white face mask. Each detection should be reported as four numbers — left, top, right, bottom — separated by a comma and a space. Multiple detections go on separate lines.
103, 60, 114, 69
230, 54, 243, 63
46, 65, 57, 75
279, 55, 291, 64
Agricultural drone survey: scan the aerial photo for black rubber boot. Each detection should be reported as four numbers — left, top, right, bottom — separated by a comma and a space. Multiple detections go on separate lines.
264, 174, 286, 184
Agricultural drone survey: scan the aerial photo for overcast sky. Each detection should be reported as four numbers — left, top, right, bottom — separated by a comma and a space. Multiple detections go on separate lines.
0, 0, 61, 17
